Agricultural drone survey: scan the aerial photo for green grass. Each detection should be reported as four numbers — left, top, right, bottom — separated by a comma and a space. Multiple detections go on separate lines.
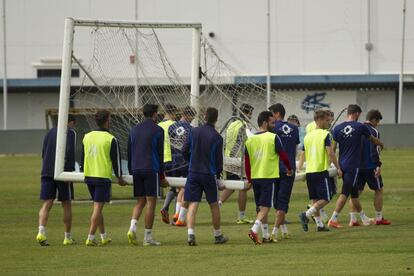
0, 150, 413, 275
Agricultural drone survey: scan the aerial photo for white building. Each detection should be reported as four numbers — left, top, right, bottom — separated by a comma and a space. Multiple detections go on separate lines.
1, 0, 414, 129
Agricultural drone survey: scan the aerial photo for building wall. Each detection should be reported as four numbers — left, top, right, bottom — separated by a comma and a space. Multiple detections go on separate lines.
2, 89, 414, 130
1, 0, 414, 129
1, 0, 414, 78
0, 92, 59, 129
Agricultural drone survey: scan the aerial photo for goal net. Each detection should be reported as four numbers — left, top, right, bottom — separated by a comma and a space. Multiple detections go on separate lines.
55, 18, 335, 189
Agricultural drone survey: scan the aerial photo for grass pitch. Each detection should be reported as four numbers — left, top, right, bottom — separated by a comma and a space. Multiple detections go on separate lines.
0, 150, 413, 275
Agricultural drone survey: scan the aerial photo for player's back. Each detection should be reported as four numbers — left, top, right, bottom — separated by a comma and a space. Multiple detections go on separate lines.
169, 120, 192, 153
224, 119, 246, 158
185, 123, 223, 176
42, 127, 76, 177
169, 120, 193, 168
332, 121, 370, 171
129, 118, 164, 173
361, 122, 380, 170
273, 120, 299, 172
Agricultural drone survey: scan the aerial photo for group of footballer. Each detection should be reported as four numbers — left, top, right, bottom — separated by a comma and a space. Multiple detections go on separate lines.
36, 101, 391, 247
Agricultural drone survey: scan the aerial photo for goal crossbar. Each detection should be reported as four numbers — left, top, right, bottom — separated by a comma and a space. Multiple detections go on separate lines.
72, 18, 202, 29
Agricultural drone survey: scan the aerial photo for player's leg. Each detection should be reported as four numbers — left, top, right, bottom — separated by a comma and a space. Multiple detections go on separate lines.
142, 173, 160, 246
348, 172, 366, 227
367, 173, 390, 225
184, 172, 202, 246
219, 189, 234, 206
86, 201, 105, 246
249, 179, 273, 245
172, 187, 183, 224
205, 175, 228, 244
300, 172, 330, 232
328, 169, 358, 228
86, 181, 111, 246
186, 202, 199, 246
37, 200, 53, 246
176, 188, 188, 226
236, 189, 253, 224
128, 172, 146, 245
161, 187, 176, 224
320, 177, 336, 223
273, 174, 294, 239
37, 177, 57, 246
57, 181, 75, 245
128, 197, 146, 245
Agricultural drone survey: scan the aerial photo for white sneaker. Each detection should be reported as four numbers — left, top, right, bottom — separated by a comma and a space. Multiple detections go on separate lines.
362, 218, 373, 226
143, 239, 161, 246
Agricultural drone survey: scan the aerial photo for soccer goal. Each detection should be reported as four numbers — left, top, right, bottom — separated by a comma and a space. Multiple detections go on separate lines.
54, 18, 250, 189
54, 18, 336, 190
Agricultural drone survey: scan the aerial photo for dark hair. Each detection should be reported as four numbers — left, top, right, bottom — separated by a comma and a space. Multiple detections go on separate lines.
347, 104, 362, 115
183, 106, 196, 117
328, 110, 334, 117
205, 107, 218, 124
164, 104, 177, 115
366, 109, 383, 121
287, 114, 300, 126
143, 104, 158, 118
240, 103, 254, 117
68, 115, 76, 123
95, 110, 110, 128
268, 103, 286, 118
257, 111, 273, 127
314, 110, 328, 121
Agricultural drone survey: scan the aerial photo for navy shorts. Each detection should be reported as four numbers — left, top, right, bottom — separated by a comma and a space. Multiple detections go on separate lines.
357, 169, 383, 191
40, 176, 74, 201
341, 169, 360, 198
133, 172, 159, 197
226, 172, 241, 181
184, 172, 218, 204
306, 171, 331, 201
273, 173, 295, 213
86, 178, 111, 203
252, 178, 276, 208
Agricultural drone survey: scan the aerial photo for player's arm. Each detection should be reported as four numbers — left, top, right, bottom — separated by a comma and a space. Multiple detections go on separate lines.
372, 131, 382, 177
182, 130, 192, 162
157, 128, 166, 182
244, 148, 251, 183
368, 135, 384, 150
361, 123, 384, 150
215, 137, 224, 190
80, 143, 85, 172
297, 149, 305, 173
215, 137, 224, 179
41, 132, 48, 159
325, 135, 342, 177
110, 137, 125, 185
332, 140, 337, 153
275, 135, 292, 176
65, 130, 76, 172
127, 133, 132, 175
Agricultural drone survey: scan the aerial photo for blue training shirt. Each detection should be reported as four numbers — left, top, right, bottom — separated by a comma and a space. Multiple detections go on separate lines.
169, 120, 193, 172
183, 123, 223, 177
41, 127, 76, 177
273, 120, 300, 173
361, 122, 381, 170
332, 121, 371, 171
128, 118, 164, 174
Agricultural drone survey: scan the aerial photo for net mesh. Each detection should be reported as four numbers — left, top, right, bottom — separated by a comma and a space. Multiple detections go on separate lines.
68, 23, 323, 178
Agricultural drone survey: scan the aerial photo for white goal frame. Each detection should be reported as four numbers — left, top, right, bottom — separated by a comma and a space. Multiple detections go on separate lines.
54, 18, 249, 190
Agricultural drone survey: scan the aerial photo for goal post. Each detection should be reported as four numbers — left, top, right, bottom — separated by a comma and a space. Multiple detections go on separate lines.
54, 18, 249, 189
